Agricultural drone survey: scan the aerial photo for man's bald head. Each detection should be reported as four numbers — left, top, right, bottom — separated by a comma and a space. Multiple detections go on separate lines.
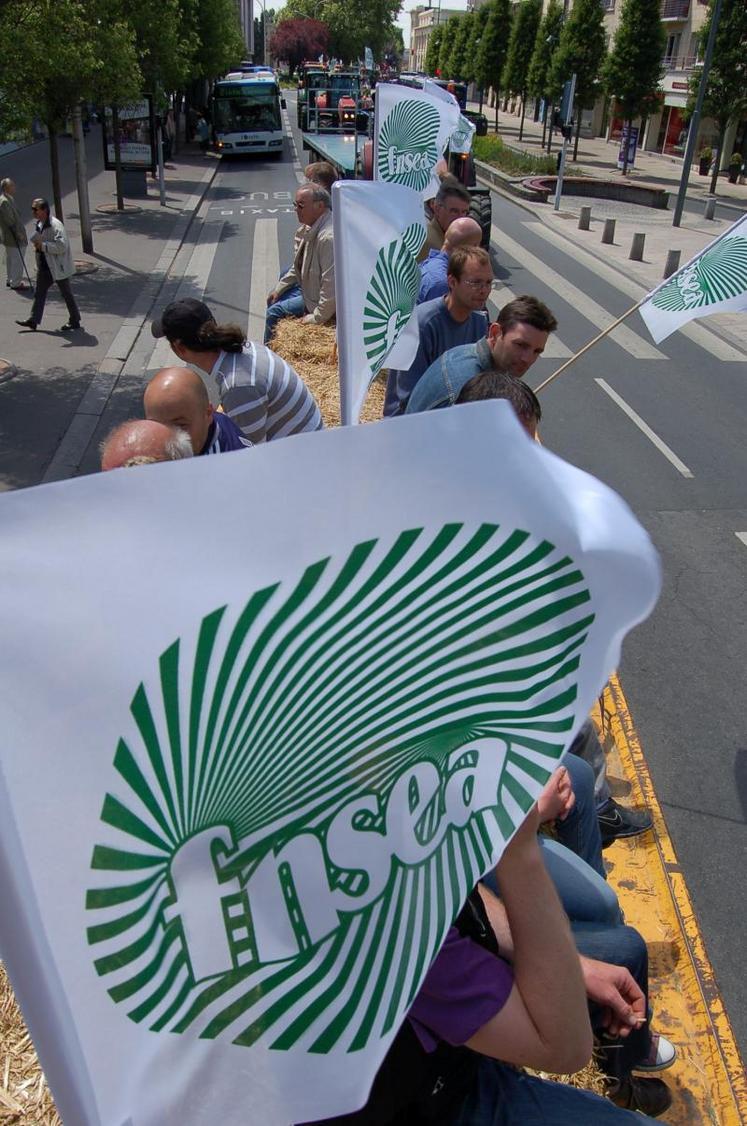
100, 419, 194, 470
443, 216, 483, 254
144, 366, 213, 453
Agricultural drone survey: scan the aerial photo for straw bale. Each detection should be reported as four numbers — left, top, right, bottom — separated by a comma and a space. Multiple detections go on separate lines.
0, 963, 60, 1123
270, 320, 385, 426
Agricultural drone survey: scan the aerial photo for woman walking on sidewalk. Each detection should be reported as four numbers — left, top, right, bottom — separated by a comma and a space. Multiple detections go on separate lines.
16, 198, 82, 333
0, 178, 30, 291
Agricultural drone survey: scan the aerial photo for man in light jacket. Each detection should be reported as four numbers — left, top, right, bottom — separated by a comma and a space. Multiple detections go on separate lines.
16, 197, 82, 332
264, 184, 335, 342
0, 178, 29, 291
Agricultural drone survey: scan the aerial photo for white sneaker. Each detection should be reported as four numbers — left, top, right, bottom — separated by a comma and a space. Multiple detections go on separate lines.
635, 1032, 677, 1072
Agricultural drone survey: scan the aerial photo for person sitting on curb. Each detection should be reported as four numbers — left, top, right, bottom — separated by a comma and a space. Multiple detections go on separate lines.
265, 184, 335, 343
384, 245, 492, 417
100, 419, 193, 470
418, 216, 483, 305
151, 298, 322, 445
144, 366, 252, 455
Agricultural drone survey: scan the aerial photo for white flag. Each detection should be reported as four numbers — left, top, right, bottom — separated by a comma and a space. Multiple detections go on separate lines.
639, 212, 747, 343
0, 408, 660, 1126
374, 81, 461, 202
450, 113, 476, 156
364, 45, 374, 71
333, 179, 426, 425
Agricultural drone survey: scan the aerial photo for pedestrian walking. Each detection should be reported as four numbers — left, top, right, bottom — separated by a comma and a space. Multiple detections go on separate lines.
16, 198, 82, 333
196, 114, 210, 155
0, 178, 30, 291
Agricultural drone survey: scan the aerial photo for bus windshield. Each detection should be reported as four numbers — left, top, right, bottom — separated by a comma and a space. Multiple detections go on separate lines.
213, 83, 281, 133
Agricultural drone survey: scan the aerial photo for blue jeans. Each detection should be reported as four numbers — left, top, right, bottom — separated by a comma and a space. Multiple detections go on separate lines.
452, 1057, 655, 1124
264, 292, 305, 343
556, 752, 607, 879
570, 718, 612, 811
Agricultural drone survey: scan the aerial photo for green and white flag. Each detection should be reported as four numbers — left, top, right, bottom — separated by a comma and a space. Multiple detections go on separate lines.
450, 113, 476, 156
333, 180, 426, 425
0, 408, 660, 1125
639, 212, 747, 343
374, 81, 461, 201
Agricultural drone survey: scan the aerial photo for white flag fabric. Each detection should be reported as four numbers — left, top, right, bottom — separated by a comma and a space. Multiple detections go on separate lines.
333, 179, 426, 425
374, 81, 461, 202
639, 212, 747, 342
0, 407, 660, 1126
450, 113, 476, 156
364, 46, 374, 71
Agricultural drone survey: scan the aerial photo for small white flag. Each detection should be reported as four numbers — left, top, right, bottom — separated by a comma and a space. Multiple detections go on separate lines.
639, 212, 747, 343
333, 180, 426, 425
450, 113, 476, 156
364, 45, 374, 71
374, 81, 461, 201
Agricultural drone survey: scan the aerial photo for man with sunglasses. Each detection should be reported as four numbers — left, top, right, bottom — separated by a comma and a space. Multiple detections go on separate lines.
265, 184, 335, 343
383, 245, 492, 417
15, 198, 82, 333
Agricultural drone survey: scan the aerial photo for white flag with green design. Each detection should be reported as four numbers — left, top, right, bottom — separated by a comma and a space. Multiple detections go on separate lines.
333, 180, 426, 426
0, 408, 660, 1126
374, 81, 461, 201
639, 212, 747, 342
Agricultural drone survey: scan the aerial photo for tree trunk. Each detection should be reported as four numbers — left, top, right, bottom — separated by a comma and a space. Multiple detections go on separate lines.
572, 113, 581, 162
72, 105, 93, 254
48, 126, 63, 221
708, 137, 722, 194
112, 105, 124, 211
519, 92, 527, 141
541, 98, 548, 147
622, 116, 632, 175
478, 88, 483, 114
494, 88, 499, 130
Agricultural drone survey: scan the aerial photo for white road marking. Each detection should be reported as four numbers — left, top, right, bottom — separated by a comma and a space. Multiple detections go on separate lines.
735, 532, 747, 548
487, 285, 572, 358
526, 221, 747, 363
248, 218, 279, 344
595, 378, 694, 478
281, 104, 305, 183
490, 224, 667, 361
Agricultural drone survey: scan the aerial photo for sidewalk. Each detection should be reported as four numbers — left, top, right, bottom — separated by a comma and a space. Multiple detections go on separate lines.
0, 128, 216, 491
472, 103, 747, 350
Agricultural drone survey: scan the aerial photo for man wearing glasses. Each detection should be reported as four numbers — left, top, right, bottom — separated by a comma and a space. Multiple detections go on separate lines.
16, 198, 82, 333
264, 184, 335, 343
383, 245, 492, 416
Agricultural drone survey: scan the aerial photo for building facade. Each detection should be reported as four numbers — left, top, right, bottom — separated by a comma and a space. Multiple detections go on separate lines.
409, 6, 464, 73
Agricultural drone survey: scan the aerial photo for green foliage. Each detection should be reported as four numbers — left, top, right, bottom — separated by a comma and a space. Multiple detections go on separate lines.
439, 15, 462, 78
687, 0, 747, 134
424, 24, 444, 76
448, 12, 474, 83
602, 0, 665, 122
549, 0, 606, 110
281, 0, 402, 62
527, 0, 562, 99
473, 132, 557, 174
502, 0, 542, 97
476, 0, 512, 97
189, 0, 246, 78
468, 4, 490, 88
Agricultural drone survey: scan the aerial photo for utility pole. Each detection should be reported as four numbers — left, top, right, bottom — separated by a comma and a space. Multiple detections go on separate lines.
554, 73, 576, 211
72, 105, 93, 253
672, 0, 723, 227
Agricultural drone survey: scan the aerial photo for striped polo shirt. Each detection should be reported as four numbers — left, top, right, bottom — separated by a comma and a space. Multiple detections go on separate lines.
210, 343, 323, 444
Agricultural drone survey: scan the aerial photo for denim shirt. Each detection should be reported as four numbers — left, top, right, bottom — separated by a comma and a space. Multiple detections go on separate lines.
406, 336, 493, 414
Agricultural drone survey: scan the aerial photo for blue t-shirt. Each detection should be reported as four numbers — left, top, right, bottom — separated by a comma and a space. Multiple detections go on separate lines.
384, 298, 488, 417
418, 249, 449, 305
199, 411, 253, 455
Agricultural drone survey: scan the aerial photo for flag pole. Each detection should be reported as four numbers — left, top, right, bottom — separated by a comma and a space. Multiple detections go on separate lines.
534, 298, 644, 395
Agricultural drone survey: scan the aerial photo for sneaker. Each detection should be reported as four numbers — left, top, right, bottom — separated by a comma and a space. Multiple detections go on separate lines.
598, 798, 653, 847
609, 1076, 672, 1117
60, 322, 81, 332
635, 1033, 677, 1072
15, 317, 36, 330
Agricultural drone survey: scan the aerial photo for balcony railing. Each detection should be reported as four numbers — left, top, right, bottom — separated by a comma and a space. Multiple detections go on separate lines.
662, 52, 697, 70
661, 0, 690, 19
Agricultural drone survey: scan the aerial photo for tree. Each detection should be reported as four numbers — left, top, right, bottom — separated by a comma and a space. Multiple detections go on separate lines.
281, 0, 401, 63
438, 15, 462, 79
549, 0, 606, 159
189, 0, 247, 77
502, 0, 542, 141
447, 12, 474, 83
424, 24, 444, 77
603, 0, 665, 173
270, 17, 329, 70
476, 0, 512, 129
527, 0, 563, 147
468, 4, 491, 110
687, 0, 747, 193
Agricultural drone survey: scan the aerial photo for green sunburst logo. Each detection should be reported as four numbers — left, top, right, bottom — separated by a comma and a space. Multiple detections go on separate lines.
363, 223, 425, 376
651, 236, 747, 312
86, 524, 593, 1052
377, 99, 441, 191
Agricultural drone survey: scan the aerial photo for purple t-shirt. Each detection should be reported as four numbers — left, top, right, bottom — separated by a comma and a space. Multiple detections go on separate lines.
408, 927, 515, 1052
200, 411, 253, 455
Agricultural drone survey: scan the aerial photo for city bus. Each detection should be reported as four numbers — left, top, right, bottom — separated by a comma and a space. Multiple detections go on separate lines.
212, 73, 285, 157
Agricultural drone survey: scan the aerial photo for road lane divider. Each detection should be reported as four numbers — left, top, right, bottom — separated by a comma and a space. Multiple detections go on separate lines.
248, 219, 280, 345
594, 378, 694, 478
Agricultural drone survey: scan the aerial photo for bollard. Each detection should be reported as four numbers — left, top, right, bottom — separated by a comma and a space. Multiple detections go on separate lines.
704, 197, 717, 221
578, 205, 592, 231
664, 249, 681, 279
602, 218, 616, 245
629, 232, 645, 261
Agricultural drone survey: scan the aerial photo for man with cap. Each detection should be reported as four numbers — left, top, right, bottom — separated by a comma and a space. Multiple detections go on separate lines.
144, 366, 252, 455
150, 298, 322, 445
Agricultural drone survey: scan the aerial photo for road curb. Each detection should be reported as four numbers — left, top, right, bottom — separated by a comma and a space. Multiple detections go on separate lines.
42, 163, 218, 484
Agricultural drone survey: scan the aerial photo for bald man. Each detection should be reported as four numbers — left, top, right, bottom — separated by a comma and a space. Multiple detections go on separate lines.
144, 366, 252, 455
418, 216, 484, 304
100, 420, 194, 470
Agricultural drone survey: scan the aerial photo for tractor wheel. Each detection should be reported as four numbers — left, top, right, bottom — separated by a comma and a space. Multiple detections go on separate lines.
470, 194, 492, 248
